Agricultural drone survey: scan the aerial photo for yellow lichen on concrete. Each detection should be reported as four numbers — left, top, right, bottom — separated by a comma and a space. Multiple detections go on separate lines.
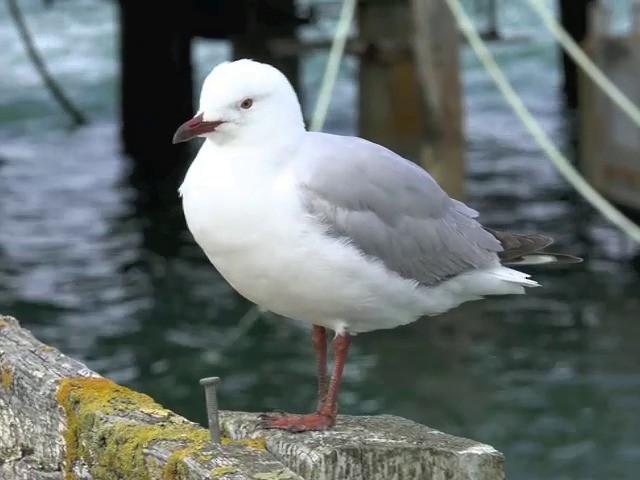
221, 436, 267, 450
56, 376, 211, 480
210, 465, 239, 477
161, 443, 217, 480
0, 360, 13, 390
162, 447, 193, 480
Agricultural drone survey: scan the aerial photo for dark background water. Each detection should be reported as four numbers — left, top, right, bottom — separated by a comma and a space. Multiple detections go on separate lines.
1, 1, 640, 479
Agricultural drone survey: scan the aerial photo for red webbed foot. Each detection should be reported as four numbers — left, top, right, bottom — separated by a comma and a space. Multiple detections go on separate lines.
257, 411, 335, 433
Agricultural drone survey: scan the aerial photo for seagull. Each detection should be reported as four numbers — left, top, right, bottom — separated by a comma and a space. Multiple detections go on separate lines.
173, 59, 581, 432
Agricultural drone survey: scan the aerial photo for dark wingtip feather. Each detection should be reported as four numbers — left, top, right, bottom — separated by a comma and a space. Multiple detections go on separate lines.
486, 228, 583, 267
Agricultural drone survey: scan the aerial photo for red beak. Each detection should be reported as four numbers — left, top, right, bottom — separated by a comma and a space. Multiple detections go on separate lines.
172, 113, 224, 144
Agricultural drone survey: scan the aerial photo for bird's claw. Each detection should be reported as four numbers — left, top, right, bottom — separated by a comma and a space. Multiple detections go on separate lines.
256, 412, 335, 432
285, 425, 306, 433
257, 409, 287, 420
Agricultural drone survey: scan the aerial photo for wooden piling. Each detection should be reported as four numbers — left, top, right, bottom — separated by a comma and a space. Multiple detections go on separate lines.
578, 3, 640, 213
559, 0, 597, 109
357, 0, 465, 199
117, 0, 193, 173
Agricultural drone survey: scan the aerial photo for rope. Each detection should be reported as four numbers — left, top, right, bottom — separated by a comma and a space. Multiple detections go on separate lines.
444, 0, 640, 242
309, 0, 357, 131
527, 0, 640, 130
6, 0, 87, 126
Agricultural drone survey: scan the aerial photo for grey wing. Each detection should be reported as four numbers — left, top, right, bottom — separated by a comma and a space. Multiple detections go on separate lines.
295, 132, 503, 286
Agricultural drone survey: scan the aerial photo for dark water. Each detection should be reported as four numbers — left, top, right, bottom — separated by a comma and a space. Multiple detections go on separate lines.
2, 1, 640, 479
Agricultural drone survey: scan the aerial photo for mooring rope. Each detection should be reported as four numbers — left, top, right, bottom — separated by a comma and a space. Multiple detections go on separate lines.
527, 0, 640, 131
6, 0, 87, 126
309, 0, 357, 131
445, 0, 640, 242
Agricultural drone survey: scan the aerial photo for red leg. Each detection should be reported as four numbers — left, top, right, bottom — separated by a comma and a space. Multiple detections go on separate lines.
319, 332, 350, 417
312, 325, 328, 409
259, 330, 351, 433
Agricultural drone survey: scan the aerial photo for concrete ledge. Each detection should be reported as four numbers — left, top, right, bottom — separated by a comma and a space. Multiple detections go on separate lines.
222, 412, 504, 480
0, 314, 505, 480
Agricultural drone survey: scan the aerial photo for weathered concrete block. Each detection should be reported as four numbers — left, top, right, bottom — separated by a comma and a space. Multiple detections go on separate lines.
222, 412, 505, 480
1, 314, 505, 480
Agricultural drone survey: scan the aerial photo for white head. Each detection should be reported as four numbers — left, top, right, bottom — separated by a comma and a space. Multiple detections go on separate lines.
172, 59, 305, 147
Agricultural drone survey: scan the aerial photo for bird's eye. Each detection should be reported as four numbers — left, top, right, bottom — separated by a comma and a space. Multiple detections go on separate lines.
240, 98, 253, 109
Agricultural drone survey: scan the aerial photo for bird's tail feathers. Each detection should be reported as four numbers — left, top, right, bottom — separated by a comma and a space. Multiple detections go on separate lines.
487, 266, 540, 289
501, 252, 583, 267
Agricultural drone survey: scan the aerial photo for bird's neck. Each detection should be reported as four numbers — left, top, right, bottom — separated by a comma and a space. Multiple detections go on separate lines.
204, 129, 304, 165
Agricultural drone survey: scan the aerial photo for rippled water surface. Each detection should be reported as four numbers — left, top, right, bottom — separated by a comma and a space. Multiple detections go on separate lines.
1, 1, 640, 479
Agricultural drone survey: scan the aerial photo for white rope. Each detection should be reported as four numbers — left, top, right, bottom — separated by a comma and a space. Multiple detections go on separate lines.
224, 304, 266, 346
527, 0, 640, 129
309, 0, 357, 131
229, 0, 358, 341
444, 0, 640, 242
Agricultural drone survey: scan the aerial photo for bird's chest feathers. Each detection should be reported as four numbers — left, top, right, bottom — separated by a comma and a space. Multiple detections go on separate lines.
181, 158, 319, 303
181, 156, 301, 260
